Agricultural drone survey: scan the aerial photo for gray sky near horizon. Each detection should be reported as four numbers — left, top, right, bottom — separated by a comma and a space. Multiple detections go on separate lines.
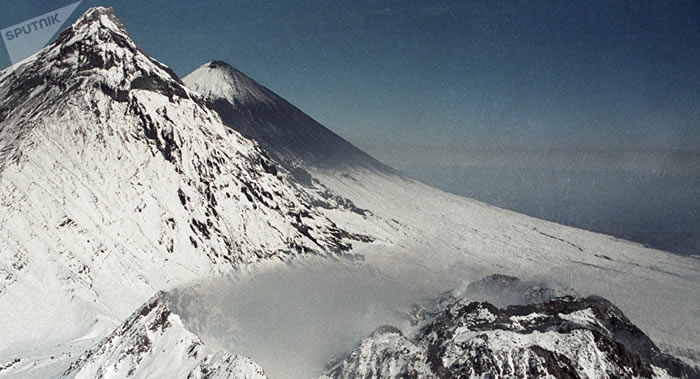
1, 0, 698, 168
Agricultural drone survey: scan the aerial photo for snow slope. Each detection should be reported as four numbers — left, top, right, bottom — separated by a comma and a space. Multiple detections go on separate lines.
0, 6, 369, 359
182, 55, 699, 368
312, 169, 700, 368
183, 61, 392, 171
62, 292, 266, 379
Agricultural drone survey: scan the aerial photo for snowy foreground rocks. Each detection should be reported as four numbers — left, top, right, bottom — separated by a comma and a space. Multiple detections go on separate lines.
63, 292, 266, 378
320, 276, 698, 379
41, 275, 699, 378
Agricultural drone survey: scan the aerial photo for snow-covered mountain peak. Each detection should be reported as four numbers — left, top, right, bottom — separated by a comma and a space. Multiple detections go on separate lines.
54, 7, 184, 95
183, 61, 275, 106
183, 60, 393, 171
57, 6, 171, 73
0, 6, 186, 114
71, 6, 127, 35
0, 6, 185, 169
0, 6, 372, 357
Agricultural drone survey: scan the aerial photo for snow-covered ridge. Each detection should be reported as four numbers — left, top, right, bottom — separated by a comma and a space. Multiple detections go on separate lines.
62, 291, 267, 378
183, 61, 277, 106
183, 61, 393, 171
0, 6, 373, 358
322, 276, 698, 378
0, 6, 186, 168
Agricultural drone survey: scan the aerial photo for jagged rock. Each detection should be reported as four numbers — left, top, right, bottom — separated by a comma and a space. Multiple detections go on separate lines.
63, 292, 267, 378
322, 278, 698, 379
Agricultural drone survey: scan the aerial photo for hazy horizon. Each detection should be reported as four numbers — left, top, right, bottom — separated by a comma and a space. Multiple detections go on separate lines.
366, 146, 700, 256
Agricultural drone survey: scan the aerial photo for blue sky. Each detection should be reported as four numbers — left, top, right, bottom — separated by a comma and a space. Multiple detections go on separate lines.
1, 0, 699, 162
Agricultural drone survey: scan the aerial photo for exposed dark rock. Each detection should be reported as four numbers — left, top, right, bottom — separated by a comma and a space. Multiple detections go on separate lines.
323, 276, 698, 379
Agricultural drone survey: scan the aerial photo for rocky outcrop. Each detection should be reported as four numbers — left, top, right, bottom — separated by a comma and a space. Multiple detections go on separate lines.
322, 276, 698, 379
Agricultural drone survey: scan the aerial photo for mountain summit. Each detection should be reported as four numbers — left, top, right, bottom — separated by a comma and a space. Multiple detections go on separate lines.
184, 61, 392, 171
182, 61, 275, 106
0, 6, 368, 356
